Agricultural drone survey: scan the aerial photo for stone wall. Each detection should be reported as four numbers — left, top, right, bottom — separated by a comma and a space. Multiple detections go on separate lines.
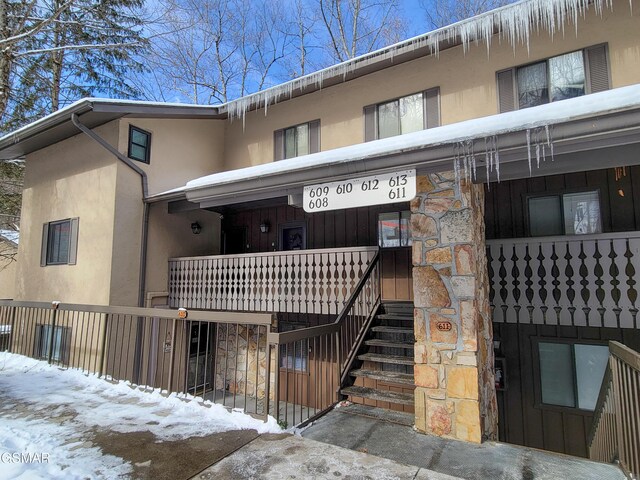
214, 321, 277, 402
411, 172, 498, 443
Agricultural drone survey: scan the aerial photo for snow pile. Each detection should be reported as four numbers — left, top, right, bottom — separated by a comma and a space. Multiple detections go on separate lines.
0, 229, 19, 245
0, 352, 281, 480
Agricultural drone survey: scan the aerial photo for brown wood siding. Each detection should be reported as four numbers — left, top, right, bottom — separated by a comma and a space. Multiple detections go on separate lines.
493, 323, 640, 458
222, 203, 413, 301
485, 166, 640, 240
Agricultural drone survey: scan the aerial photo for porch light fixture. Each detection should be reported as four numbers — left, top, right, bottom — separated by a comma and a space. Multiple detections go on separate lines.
260, 221, 270, 233
191, 222, 202, 235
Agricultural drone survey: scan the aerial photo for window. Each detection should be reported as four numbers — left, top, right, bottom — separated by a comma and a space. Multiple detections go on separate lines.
35, 324, 70, 364
364, 88, 440, 141
41, 218, 79, 266
128, 125, 151, 163
517, 51, 585, 109
497, 44, 610, 113
274, 120, 320, 160
537, 341, 609, 411
378, 211, 411, 248
527, 191, 601, 237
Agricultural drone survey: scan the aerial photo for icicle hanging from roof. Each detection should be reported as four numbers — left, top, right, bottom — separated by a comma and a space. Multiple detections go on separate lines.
225, 0, 612, 122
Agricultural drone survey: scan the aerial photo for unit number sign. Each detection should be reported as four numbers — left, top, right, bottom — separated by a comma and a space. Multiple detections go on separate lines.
303, 169, 416, 213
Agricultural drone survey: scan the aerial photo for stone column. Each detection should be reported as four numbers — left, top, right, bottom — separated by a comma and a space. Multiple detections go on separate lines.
411, 172, 497, 443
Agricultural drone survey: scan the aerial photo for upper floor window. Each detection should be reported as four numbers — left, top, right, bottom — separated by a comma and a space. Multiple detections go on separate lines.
497, 44, 610, 113
41, 218, 79, 266
364, 88, 440, 141
128, 125, 151, 164
527, 191, 601, 237
274, 120, 320, 160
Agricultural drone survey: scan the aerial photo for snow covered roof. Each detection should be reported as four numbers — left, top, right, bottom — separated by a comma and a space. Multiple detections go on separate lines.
0, 99, 222, 161
183, 84, 640, 206
0, 229, 19, 245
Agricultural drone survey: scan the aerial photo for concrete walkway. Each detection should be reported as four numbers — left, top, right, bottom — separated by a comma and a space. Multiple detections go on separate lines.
300, 406, 626, 480
193, 434, 460, 480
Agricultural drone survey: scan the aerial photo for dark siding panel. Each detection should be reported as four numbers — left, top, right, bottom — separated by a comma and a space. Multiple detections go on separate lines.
486, 166, 640, 239
497, 323, 640, 457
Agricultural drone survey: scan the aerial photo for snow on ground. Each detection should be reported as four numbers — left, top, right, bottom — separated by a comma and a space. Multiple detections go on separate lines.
0, 352, 281, 480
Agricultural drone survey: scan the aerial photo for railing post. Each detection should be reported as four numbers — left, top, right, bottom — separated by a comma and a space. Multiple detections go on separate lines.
274, 341, 281, 423
264, 342, 272, 421
47, 302, 59, 364
8, 305, 17, 353
335, 330, 341, 401
167, 316, 179, 392
97, 314, 109, 378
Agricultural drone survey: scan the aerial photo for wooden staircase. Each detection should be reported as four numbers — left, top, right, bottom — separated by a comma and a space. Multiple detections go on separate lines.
340, 301, 415, 416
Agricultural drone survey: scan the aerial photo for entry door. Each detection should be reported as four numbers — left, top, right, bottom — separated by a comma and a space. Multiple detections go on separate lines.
279, 221, 307, 251
378, 210, 413, 301
223, 226, 247, 254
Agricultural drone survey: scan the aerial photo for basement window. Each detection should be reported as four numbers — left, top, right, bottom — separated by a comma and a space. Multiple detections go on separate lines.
35, 324, 70, 364
128, 125, 151, 164
537, 341, 608, 411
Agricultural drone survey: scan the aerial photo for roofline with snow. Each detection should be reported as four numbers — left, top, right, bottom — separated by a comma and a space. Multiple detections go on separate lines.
181, 85, 640, 208
0, 0, 619, 160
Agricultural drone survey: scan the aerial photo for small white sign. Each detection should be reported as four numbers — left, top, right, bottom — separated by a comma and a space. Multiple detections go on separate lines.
303, 169, 416, 213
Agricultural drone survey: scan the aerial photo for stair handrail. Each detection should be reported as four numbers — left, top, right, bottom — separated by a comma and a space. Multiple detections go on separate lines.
588, 341, 640, 479
334, 250, 381, 384
265, 249, 381, 425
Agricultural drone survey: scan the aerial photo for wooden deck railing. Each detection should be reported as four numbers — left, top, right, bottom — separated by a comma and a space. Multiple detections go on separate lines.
588, 341, 640, 478
265, 250, 381, 427
168, 246, 378, 314
0, 300, 275, 419
487, 232, 640, 328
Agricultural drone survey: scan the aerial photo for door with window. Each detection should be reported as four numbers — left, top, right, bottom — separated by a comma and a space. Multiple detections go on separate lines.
378, 210, 413, 301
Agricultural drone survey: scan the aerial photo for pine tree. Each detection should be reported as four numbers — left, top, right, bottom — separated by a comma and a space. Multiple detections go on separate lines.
1, 0, 146, 132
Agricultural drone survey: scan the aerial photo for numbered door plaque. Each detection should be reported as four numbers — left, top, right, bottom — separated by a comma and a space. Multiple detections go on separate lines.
303, 169, 416, 213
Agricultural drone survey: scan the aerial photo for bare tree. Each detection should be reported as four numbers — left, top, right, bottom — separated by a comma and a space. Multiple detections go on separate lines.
142, 0, 289, 104
317, 0, 407, 63
419, 0, 514, 29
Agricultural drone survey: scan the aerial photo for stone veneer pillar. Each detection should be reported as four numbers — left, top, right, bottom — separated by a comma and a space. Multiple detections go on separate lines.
411, 172, 498, 443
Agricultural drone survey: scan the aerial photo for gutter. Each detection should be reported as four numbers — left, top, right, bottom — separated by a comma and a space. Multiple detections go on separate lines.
71, 112, 150, 383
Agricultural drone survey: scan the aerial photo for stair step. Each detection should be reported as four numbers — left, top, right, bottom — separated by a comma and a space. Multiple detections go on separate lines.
341, 386, 415, 406
350, 369, 415, 385
371, 326, 413, 335
337, 403, 415, 427
358, 353, 414, 365
365, 339, 413, 349
376, 314, 414, 321
382, 302, 414, 314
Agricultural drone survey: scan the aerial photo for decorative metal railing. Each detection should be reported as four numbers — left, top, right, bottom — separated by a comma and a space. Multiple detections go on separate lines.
0, 300, 274, 419
487, 232, 640, 328
265, 251, 381, 427
168, 247, 378, 315
588, 341, 640, 478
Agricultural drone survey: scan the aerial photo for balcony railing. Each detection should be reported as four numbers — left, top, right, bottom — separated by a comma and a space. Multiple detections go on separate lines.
169, 246, 378, 314
487, 232, 640, 328
588, 341, 640, 479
